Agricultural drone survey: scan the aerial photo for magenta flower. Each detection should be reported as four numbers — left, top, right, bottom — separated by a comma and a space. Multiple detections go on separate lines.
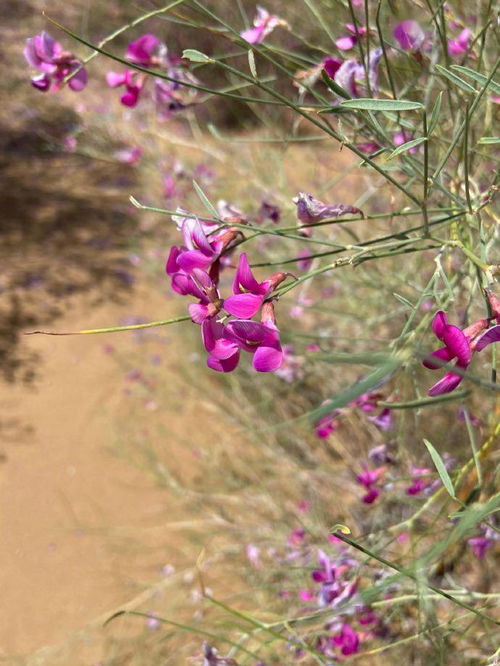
202, 316, 283, 373
106, 69, 145, 107
224, 253, 288, 318
293, 192, 362, 236
356, 465, 385, 504
423, 311, 492, 395
24, 31, 88, 92
335, 24, 367, 51
126, 34, 161, 66
314, 412, 340, 438
168, 218, 235, 275
467, 535, 492, 559
406, 466, 434, 495
393, 21, 425, 52
323, 56, 342, 79
367, 407, 393, 431
334, 48, 383, 98
448, 29, 471, 56
332, 623, 360, 656
241, 6, 287, 44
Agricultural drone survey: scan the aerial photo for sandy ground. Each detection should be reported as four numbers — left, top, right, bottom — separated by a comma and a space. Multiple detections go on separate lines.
0, 284, 212, 662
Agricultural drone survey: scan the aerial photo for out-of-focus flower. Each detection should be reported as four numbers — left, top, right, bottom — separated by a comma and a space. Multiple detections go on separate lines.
393, 130, 420, 153
356, 465, 386, 504
333, 48, 383, 98
114, 146, 143, 165
241, 6, 287, 44
336, 24, 367, 51
368, 407, 393, 431
323, 57, 342, 79
406, 466, 433, 495
202, 642, 239, 665
314, 412, 340, 438
393, 21, 425, 51
448, 29, 471, 56
274, 345, 305, 382
106, 69, 145, 107
468, 535, 492, 559
216, 200, 248, 222
126, 34, 161, 66
332, 623, 360, 656
293, 192, 362, 236
24, 31, 88, 92
257, 200, 280, 224
297, 250, 313, 272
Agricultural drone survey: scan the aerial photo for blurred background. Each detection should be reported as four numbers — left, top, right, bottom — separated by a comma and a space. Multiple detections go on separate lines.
1, 1, 498, 664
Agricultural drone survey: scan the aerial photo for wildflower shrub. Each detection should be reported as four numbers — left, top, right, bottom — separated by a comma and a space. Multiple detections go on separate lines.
24, 0, 499, 663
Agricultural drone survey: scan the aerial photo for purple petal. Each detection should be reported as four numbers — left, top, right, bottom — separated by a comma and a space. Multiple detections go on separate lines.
166, 246, 181, 275
432, 311, 448, 339
188, 303, 210, 323
207, 351, 240, 372
126, 34, 159, 65
68, 65, 87, 91
422, 346, 454, 369
233, 253, 261, 293
201, 318, 222, 352
225, 319, 268, 346
394, 20, 425, 51
474, 325, 500, 352
323, 57, 342, 78
121, 88, 140, 107
106, 71, 127, 87
31, 73, 51, 91
224, 293, 264, 318
442, 325, 471, 365
241, 26, 264, 44
428, 372, 464, 396
176, 249, 213, 273
336, 36, 356, 50
210, 338, 240, 360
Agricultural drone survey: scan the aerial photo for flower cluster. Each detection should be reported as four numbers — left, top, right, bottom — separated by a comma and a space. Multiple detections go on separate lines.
423, 293, 500, 395
166, 214, 293, 373
24, 31, 88, 92
106, 33, 199, 117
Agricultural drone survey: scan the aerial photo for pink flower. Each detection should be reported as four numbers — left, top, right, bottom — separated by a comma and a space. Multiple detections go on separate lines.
467, 536, 492, 559
393, 21, 425, 51
448, 29, 471, 56
323, 57, 342, 79
126, 34, 161, 66
224, 253, 289, 318
356, 465, 385, 504
335, 24, 367, 51
332, 623, 360, 656
106, 69, 145, 107
241, 6, 287, 44
114, 146, 143, 165
24, 31, 88, 92
406, 466, 433, 495
333, 48, 383, 98
314, 412, 340, 438
423, 310, 492, 395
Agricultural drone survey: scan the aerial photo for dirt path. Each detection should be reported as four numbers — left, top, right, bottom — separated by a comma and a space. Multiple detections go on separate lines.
0, 285, 212, 662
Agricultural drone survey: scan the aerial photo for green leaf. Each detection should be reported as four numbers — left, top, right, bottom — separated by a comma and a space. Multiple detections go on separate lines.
428, 91, 443, 135
387, 137, 427, 160
340, 98, 423, 111
450, 65, 500, 96
308, 357, 400, 423
192, 181, 219, 218
321, 70, 351, 99
248, 49, 257, 78
182, 49, 213, 64
423, 439, 455, 499
478, 136, 500, 145
434, 64, 476, 93
392, 292, 414, 308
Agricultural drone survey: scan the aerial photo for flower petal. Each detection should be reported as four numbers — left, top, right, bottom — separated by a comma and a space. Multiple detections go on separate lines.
428, 371, 464, 396
233, 253, 261, 293
253, 338, 283, 372
422, 346, 454, 369
474, 325, 500, 352
442, 325, 471, 365
207, 351, 240, 372
431, 311, 447, 339
224, 293, 264, 318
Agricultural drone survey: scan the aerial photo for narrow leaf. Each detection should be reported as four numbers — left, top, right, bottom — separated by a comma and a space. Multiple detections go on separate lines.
182, 49, 213, 63
428, 91, 443, 135
451, 65, 500, 95
387, 137, 427, 160
308, 357, 400, 423
321, 70, 351, 99
248, 49, 257, 78
423, 439, 455, 499
193, 180, 219, 218
434, 64, 476, 93
478, 136, 500, 145
340, 98, 423, 111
